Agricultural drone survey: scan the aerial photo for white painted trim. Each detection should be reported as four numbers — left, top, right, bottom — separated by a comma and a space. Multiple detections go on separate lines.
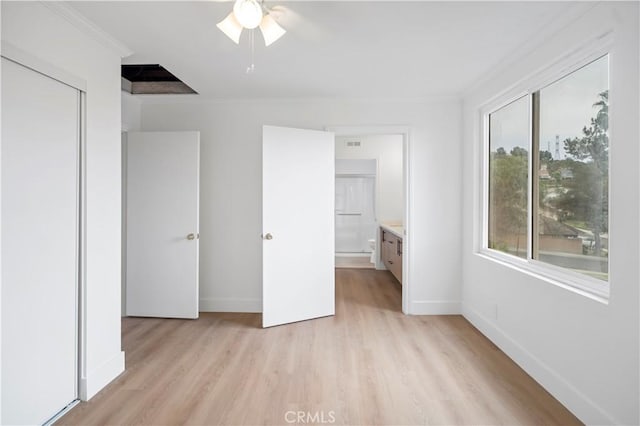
410, 300, 461, 315
475, 38, 613, 301
136, 95, 461, 105
462, 2, 598, 98
195, 136, 201, 317
1, 41, 86, 91
74, 88, 81, 403
199, 298, 262, 313
462, 303, 617, 425
0, 53, 3, 425
121, 132, 128, 317
41, 2, 133, 58
327, 125, 412, 315
476, 251, 609, 303
79, 351, 125, 401
469, 31, 613, 112
78, 91, 89, 403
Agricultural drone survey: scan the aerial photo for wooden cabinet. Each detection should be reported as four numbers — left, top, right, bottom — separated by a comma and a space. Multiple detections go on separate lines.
381, 229, 403, 284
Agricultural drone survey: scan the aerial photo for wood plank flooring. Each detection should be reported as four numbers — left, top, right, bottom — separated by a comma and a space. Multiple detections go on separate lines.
59, 269, 581, 425
335, 255, 375, 269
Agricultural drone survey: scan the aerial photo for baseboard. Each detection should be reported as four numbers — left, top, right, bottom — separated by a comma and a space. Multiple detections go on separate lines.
199, 297, 262, 313
409, 300, 461, 315
462, 303, 617, 425
80, 351, 125, 401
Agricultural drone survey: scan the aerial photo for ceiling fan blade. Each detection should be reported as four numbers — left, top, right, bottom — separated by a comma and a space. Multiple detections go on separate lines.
267, 5, 326, 43
259, 14, 286, 46
217, 12, 243, 44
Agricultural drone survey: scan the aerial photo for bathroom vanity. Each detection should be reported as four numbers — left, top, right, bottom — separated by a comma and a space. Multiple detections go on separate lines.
380, 225, 403, 284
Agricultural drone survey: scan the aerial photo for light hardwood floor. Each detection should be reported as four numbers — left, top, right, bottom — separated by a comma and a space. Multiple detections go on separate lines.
59, 269, 581, 425
335, 255, 375, 269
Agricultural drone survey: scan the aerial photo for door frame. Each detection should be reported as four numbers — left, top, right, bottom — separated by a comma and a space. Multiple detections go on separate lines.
1, 42, 86, 420
327, 126, 412, 314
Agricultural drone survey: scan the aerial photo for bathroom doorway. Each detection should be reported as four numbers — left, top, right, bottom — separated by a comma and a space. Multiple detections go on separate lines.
335, 159, 377, 268
330, 126, 410, 313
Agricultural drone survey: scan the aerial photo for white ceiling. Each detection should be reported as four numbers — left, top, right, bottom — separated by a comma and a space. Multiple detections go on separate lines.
69, 1, 577, 99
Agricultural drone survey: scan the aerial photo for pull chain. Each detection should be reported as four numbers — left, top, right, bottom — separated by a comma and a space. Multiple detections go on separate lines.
246, 30, 256, 74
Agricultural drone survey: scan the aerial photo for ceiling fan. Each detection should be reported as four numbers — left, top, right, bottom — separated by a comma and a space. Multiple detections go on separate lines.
217, 0, 286, 46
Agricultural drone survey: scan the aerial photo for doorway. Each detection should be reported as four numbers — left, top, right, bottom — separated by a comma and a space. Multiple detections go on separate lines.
335, 159, 377, 268
330, 127, 411, 314
261, 125, 410, 327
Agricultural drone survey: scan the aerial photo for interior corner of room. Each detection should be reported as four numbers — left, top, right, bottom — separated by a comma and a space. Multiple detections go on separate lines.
1, 1, 639, 425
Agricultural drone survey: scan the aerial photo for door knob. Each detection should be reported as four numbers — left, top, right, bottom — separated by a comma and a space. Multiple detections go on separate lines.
187, 233, 196, 240
262, 233, 273, 240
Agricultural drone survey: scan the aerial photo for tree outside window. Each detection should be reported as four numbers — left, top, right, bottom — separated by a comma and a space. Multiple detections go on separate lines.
487, 55, 609, 282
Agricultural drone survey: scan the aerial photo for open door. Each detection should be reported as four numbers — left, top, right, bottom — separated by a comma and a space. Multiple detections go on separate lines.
125, 131, 200, 319
262, 126, 335, 327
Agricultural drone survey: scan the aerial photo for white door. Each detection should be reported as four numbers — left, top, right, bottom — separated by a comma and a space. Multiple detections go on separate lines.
1, 57, 79, 424
126, 131, 200, 319
262, 126, 335, 328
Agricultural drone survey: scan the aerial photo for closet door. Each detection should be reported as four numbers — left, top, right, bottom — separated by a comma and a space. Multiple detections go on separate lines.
1, 57, 79, 424
125, 131, 200, 319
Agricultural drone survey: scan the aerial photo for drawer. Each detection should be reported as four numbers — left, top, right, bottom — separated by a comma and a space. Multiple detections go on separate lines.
387, 252, 402, 284
381, 229, 402, 284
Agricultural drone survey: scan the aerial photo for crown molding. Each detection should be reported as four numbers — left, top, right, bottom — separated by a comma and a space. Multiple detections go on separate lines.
461, 2, 598, 99
41, 1, 133, 58
135, 93, 462, 105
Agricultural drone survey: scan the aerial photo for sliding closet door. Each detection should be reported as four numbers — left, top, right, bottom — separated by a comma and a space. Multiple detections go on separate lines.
1, 57, 79, 424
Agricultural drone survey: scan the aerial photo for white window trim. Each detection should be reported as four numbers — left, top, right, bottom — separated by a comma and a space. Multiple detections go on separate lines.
477, 33, 613, 303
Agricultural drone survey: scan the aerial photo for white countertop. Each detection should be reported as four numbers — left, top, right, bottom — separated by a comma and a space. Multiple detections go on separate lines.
380, 224, 404, 239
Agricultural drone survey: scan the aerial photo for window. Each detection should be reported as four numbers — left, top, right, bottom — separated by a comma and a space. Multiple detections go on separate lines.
486, 55, 609, 285
488, 96, 530, 259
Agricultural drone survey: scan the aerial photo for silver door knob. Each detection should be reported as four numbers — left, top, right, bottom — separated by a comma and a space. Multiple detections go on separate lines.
187, 233, 196, 240
263, 233, 273, 240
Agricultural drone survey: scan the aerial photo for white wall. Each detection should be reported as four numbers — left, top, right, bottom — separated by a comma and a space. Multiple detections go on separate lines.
122, 91, 142, 132
141, 98, 462, 314
120, 91, 141, 316
461, 3, 639, 424
1, 2, 126, 401
335, 135, 403, 225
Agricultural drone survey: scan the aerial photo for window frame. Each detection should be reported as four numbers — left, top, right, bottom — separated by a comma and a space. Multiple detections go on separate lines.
478, 36, 612, 302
